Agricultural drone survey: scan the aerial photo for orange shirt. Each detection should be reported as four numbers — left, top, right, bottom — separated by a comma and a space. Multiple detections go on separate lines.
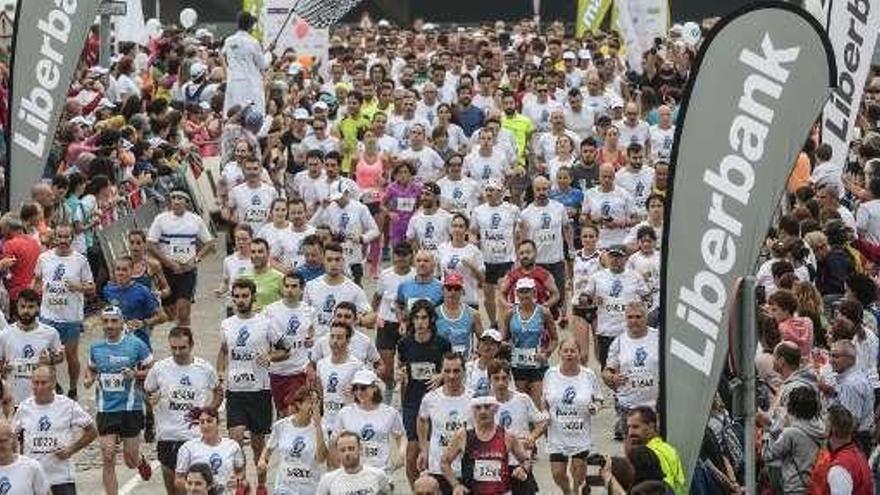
787, 152, 811, 194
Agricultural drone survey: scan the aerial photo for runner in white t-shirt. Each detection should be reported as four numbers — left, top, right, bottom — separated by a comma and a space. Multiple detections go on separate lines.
256, 199, 301, 273
0, 422, 50, 495
315, 432, 391, 494
625, 226, 661, 311
303, 243, 375, 338
285, 198, 317, 269
406, 183, 453, 258
373, 244, 415, 403
226, 161, 279, 235
438, 214, 485, 307
417, 354, 472, 480
309, 302, 380, 368
144, 327, 221, 494
316, 322, 365, 437
603, 302, 660, 440
437, 156, 481, 215
582, 164, 638, 248
175, 407, 246, 494
33, 224, 94, 398
464, 129, 509, 182
614, 144, 655, 213
13, 366, 97, 494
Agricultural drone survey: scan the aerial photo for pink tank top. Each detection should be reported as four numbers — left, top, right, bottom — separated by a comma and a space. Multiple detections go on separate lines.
355, 154, 384, 203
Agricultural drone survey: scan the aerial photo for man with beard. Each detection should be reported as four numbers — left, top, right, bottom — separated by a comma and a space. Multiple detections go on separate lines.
225, 157, 279, 235
500, 91, 535, 165
582, 164, 638, 248
615, 143, 655, 213
144, 328, 221, 495
499, 240, 560, 311
241, 238, 283, 312
564, 89, 594, 141
627, 406, 685, 494
519, 176, 570, 315
217, 279, 288, 494
0, 290, 64, 406
453, 85, 484, 137
34, 224, 94, 399
316, 431, 390, 493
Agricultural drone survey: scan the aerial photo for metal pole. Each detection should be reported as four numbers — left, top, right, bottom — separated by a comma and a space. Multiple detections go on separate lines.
741, 276, 757, 493
99, 12, 112, 68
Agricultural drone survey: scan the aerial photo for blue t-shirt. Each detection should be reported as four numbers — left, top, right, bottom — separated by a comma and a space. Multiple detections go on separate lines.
508, 305, 544, 369
396, 278, 443, 311
550, 188, 584, 211
89, 334, 152, 412
435, 305, 476, 358
102, 282, 159, 323
295, 263, 325, 283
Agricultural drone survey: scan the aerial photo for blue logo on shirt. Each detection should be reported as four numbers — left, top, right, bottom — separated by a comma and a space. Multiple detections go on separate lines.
600, 202, 611, 217
499, 410, 512, 428
290, 436, 306, 457
327, 372, 339, 393
541, 213, 551, 230
339, 212, 351, 233
209, 453, 222, 474
236, 327, 250, 347
250, 195, 261, 206
635, 181, 645, 197
322, 295, 336, 314
287, 315, 301, 335
448, 255, 460, 269
38, 415, 51, 432
453, 188, 463, 200
635, 347, 647, 367
52, 264, 66, 281
22, 345, 34, 359
361, 424, 376, 441
180, 376, 192, 386
425, 222, 435, 239
490, 213, 501, 230
562, 386, 577, 405
610, 278, 623, 298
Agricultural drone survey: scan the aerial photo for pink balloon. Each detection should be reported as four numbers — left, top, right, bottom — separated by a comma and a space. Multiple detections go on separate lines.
293, 19, 310, 39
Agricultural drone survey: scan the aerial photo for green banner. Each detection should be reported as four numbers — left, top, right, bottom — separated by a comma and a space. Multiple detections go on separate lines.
576, 0, 613, 37
242, 0, 265, 40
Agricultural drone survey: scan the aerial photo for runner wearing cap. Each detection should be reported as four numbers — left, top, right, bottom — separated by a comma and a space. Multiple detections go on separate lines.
374, 243, 415, 403
584, 244, 650, 369
335, 369, 406, 475
309, 181, 380, 285
262, 271, 316, 415
500, 277, 559, 407
13, 365, 98, 495
85, 305, 154, 491
0, 290, 65, 406
406, 182, 453, 258
465, 329, 505, 395
396, 301, 452, 488
440, 392, 532, 495
418, 353, 472, 492
147, 189, 215, 327
437, 154, 481, 215
34, 223, 95, 399
435, 272, 482, 359
438, 214, 485, 309
471, 179, 520, 327
144, 327, 222, 495
258, 387, 326, 495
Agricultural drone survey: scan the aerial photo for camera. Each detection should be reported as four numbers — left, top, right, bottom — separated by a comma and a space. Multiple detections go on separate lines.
586, 453, 606, 467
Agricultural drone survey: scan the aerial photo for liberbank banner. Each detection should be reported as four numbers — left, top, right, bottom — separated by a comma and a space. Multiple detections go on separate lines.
660, 2, 834, 484
7, 0, 102, 208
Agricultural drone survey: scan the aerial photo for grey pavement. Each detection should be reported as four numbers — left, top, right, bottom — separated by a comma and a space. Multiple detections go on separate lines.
68, 233, 621, 494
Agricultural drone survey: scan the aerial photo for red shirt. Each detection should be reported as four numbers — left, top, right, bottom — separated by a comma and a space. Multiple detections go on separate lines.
820, 442, 873, 495
462, 426, 510, 494
2, 233, 41, 300
504, 265, 555, 304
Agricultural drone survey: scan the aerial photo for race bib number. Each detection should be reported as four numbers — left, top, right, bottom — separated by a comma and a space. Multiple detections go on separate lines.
231, 371, 256, 385
169, 238, 195, 260
29, 434, 61, 454
396, 197, 416, 213
46, 282, 68, 307
603, 298, 627, 314
167, 386, 197, 411
100, 372, 126, 392
243, 207, 268, 223
325, 398, 344, 413
12, 358, 38, 380
363, 441, 380, 459
410, 362, 435, 381
488, 240, 508, 257
560, 417, 585, 433
474, 459, 504, 482
628, 369, 656, 389
282, 462, 312, 483
511, 348, 539, 368
536, 230, 556, 244
451, 344, 467, 356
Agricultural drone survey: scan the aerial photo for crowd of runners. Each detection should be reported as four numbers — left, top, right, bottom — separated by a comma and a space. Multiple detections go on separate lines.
0, 6, 876, 495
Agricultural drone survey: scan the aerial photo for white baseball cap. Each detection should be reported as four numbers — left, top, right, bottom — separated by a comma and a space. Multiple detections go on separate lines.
480, 329, 503, 342
515, 277, 536, 291
293, 108, 310, 120
352, 369, 379, 386
562, 51, 576, 60
578, 49, 592, 60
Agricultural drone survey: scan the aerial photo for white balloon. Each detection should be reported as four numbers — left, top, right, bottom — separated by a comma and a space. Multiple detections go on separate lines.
179, 8, 198, 29
146, 18, 162, 40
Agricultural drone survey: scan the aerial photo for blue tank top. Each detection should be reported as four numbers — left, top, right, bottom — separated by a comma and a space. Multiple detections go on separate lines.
436, 305, 475, 358
508, 305, 544, 369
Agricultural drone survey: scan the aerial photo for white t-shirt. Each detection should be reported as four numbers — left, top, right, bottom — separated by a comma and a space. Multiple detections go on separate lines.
520, 200, 569, 264
316, 465, 390, 495
310, 330, 379, 366
649, 124, 675, 161
143, 357, 218, 441
564, 107, 595, 141
535, 130, 581, 163
36, 251, 93, 323
572, 250, 603, 304
586, 269, 650, 337
471, 202, 520, 264
497, 391, 547, 465
400, 146, 445, 182
310, 201, 378, 266
13, 395, 92, 485
522, 98, 561, 132
0, 324, 63, 404
292, 171, 326, 212
335, 403, 405, 473
175, 437, 245, 489
221, 161, 272, 188
626, 250, 661, 310
316, 355, 364, 431
624, 221, 664, 247
147, 211, 214, 265
857, 199, 880, 245
607, 328, 660, 408
437, 177, 481, 214
267, 419, 323, 493
418, 388, 472, 475
618, 120, 650, 149
220, 314, 279, 392
227, 182, 279, 234
582, 187, 635, 248
614, 167, 655, 212
303, 276, 371, 337
0, 455, 50, 495
222, 253, 253, 307
543, 366, 603, 455
406, 209, 453, 255
438, 242, 485, 306
463, 149, 508, 182
257, 223, 314, 272
262, 300, 316, 376
301, 135, 341, 155
376, 268, 415, 322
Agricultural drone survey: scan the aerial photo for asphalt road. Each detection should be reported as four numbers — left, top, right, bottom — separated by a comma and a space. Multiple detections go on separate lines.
67, 233, 622, 494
